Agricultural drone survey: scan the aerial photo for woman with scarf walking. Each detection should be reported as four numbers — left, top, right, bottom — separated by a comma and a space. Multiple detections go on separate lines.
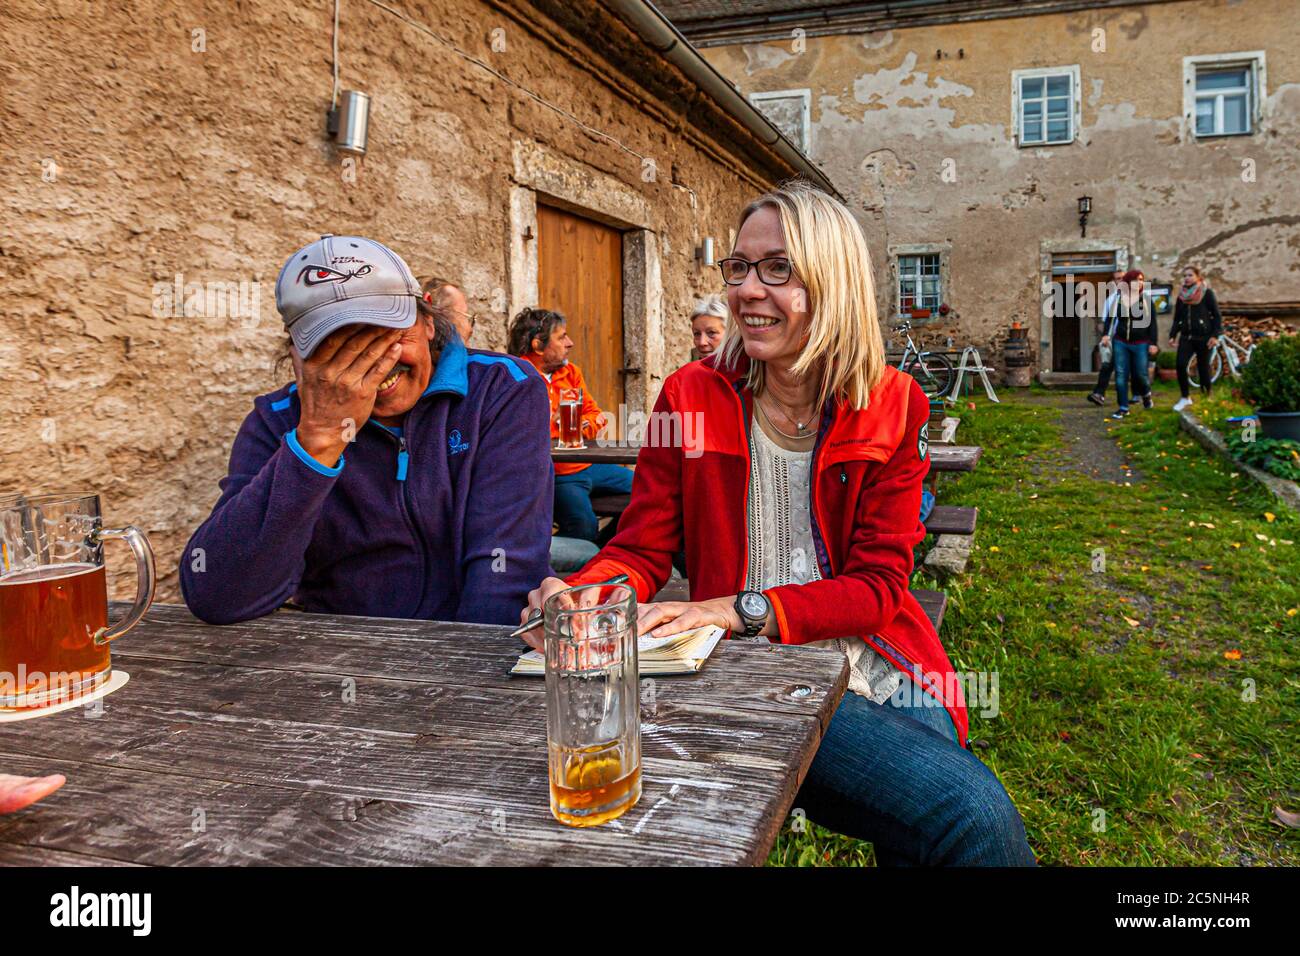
1169, 266, 1223, 412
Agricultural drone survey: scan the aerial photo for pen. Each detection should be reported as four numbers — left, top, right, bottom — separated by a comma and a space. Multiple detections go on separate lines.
510, 573, 631, 640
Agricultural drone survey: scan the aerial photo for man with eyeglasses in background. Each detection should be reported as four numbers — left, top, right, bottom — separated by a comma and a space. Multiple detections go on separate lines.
420, 276, 476, 345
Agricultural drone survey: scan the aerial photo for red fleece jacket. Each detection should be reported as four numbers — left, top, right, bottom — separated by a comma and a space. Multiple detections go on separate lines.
566, 352, 968, 746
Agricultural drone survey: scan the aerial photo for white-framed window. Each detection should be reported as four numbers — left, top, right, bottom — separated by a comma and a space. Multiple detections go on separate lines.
750, 89, 812, 153
1011, 65, 1080, 146
897, 254, 942, 313
1183, 52, 1265, 137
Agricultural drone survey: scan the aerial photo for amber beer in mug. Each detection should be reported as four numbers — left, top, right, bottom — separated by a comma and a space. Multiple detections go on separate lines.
544, 582, 641, 826
0, 494, 155, 708
557, 388, 584, 449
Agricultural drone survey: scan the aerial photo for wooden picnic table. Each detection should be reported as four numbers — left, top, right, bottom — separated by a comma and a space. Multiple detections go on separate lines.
0, 602, 847, 867
551, 442, 642, 466
927, 444, 982, 474
558, 442, 981, 473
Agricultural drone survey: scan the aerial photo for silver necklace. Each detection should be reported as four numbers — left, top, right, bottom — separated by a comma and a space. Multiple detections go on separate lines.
760, 390, 816, 435
757, 396, 816, 442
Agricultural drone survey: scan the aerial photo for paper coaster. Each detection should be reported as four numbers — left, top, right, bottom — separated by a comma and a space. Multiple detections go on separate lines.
0, 670, 130, 722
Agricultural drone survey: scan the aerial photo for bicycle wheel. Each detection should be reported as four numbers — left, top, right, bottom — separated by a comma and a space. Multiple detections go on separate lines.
1187, 350, 1223, 389
905, 352, 955, 398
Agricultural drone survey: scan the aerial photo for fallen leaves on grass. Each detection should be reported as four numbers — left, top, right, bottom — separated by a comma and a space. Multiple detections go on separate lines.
1223, 649, 1242, 660
1273, 807, 1300, 829
1123, 615, 1140, 628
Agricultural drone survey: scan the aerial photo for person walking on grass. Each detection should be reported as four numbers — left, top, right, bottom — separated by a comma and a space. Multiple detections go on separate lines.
1101, 269, 1158, 420
1169, 265, 1223, 412
1086, 269, 1125, 406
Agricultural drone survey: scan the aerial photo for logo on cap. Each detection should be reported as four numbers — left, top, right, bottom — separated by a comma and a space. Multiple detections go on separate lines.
297, 263, 373, 286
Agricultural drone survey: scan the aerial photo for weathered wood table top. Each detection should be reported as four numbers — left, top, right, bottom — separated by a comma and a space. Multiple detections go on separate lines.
551, 442, 643, 466
927, 444, 982, 473
0, 603, 847, 866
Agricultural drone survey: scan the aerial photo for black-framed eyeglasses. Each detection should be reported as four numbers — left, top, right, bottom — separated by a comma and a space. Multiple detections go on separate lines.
718, 256, 794, 286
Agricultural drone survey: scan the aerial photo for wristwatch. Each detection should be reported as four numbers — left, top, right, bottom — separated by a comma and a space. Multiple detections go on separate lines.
733, 591, 771, 638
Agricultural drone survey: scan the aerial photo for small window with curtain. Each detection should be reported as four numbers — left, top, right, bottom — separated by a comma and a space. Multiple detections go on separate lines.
897, 254, 941, 314
1194, 66, 1252, 135
1183, 52, 1264, 139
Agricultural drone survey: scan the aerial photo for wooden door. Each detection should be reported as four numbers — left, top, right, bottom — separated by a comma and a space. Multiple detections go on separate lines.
537, 204, 625, 421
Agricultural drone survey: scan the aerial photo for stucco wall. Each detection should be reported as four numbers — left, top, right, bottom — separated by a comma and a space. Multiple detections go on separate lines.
0, 0, 780, 600
699, 0, 1300, 366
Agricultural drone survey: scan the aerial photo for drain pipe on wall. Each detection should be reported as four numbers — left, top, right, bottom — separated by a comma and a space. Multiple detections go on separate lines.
604, 0, 842, 200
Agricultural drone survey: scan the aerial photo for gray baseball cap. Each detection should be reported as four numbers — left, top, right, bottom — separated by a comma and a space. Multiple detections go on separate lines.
275, 235, 421, 358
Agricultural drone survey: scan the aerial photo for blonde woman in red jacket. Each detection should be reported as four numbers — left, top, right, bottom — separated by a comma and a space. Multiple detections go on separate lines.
522, 182, 1033, 866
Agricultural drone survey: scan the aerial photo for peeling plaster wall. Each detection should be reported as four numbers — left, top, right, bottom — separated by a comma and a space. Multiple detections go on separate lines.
0, 0, 778, 601
701, 0, 1300, 365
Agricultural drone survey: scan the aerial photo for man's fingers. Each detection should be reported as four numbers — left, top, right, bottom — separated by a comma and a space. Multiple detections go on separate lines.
308, 324, 367, 367
325, 326, 396, 377
356, 340, 404, 389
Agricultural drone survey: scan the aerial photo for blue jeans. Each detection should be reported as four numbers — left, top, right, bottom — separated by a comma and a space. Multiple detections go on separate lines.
793, 683, 1037, 866
553, 463, 634, 543
549, 536, 599, 574
1112, 340, 1151, 411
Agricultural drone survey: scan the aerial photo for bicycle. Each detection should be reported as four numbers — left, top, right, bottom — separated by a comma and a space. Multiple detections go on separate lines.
1185, 331, 1260, 388
890, 320, 955, 398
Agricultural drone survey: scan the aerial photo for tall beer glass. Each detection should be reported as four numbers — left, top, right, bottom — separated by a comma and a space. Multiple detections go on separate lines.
544, 582, 640, 826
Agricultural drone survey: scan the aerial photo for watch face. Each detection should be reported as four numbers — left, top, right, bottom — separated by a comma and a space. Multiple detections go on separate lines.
740, 592, 768, 618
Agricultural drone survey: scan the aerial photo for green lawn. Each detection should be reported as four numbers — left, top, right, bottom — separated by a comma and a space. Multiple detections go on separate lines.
768, 381, 1299, 866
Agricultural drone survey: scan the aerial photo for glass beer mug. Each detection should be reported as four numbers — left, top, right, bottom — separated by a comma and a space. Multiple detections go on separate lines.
0, 493, 156, 708
557, 388, 584, 449
544, 582, 641, 827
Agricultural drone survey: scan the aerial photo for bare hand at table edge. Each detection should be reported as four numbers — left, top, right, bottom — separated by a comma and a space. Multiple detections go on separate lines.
291, 325, 405, 468
638, 596, 749, 641
0, 773, 66, 814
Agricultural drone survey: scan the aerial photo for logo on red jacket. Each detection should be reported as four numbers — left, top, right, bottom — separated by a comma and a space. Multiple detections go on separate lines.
918, 421, 929, 461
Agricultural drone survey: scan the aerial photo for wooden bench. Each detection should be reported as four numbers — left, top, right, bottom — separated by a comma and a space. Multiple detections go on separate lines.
591, 493, 631, 518
912, 588, 948, 631
923, 505, 978, 536
653, 579, 948, 631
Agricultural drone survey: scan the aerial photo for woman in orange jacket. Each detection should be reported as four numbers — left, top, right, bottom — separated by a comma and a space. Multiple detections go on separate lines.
522, 182, 1033, 865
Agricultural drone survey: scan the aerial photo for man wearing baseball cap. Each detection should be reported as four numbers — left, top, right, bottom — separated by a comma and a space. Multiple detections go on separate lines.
182, 235, 554, 625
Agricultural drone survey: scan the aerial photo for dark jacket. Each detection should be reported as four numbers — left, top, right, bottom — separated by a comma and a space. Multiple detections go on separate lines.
1105, 293, 1160, 345
1170, 288, 1223, 340
181, 337, 555, 626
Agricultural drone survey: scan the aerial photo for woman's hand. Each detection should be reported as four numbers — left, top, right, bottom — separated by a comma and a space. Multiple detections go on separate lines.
291, 325, 405, 467
1169, 335, 1178, 347
637, 596, 742, 641
0, 773, 65, 814
1208, 337, 1219, 348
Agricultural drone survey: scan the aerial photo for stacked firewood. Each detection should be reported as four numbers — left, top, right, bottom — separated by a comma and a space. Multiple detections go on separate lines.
1221, 313, 1297, 341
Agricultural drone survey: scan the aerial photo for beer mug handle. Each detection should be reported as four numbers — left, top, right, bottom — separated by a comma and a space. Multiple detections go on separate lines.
93, 526, 157, 646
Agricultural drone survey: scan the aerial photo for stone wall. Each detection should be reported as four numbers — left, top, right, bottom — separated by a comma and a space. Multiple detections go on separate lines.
697, 0, 1300, 370
0, 0, 789, 600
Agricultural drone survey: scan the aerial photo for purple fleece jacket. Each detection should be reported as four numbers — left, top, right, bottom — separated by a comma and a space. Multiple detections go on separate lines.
181, 337, 555, 625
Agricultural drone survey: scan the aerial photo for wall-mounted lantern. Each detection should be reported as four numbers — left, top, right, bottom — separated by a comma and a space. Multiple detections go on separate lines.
1077, 195, 1092, 238
327, 90, 371, 154
696, 237, 716, 267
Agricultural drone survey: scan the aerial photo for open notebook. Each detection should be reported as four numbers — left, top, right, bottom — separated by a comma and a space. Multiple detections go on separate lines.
510, 624, 726, 677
